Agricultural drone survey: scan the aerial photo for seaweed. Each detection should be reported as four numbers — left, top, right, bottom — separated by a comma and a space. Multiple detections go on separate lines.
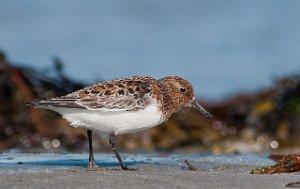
251, 154, 300, 174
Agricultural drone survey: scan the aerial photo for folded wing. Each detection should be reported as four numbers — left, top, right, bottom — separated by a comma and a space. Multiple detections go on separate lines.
33, 76, 155, 112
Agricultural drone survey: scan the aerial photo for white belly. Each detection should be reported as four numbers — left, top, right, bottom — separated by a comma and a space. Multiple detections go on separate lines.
45, 104, 164, 135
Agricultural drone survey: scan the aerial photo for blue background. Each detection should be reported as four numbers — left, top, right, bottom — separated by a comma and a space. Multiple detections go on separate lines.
1, 0, 299, 100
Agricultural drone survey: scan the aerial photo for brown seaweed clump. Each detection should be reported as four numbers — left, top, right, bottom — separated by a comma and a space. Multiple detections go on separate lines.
251, 154, 300, 174
0, 51, 86, 151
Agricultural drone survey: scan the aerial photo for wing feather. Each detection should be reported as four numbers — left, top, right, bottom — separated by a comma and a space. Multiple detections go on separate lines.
34, 76, 156, 111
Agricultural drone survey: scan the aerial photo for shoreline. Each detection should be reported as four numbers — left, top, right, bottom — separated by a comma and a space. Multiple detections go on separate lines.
1, 153, 298, 189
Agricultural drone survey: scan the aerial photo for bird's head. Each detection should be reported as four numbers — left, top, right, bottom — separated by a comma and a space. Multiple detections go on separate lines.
159, 76, 212, 119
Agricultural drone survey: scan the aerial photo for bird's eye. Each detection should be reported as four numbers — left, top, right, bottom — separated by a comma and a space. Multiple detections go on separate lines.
179, 87, 186, 93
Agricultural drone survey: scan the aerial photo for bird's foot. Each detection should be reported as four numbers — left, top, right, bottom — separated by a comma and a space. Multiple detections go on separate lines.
120, 165, 138, 171
87, 160, 99, 170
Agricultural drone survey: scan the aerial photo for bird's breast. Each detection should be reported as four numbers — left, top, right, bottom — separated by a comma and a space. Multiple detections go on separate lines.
57, 103, 165, 135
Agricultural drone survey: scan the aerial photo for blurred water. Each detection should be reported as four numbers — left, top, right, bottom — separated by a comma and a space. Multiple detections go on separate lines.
0, 153, 274, 167
0, 153, 274, 173
0, 0, 300, 100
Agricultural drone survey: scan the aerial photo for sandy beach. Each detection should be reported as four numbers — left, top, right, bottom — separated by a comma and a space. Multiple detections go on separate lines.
1, 164, 300, 189
0, 153, 299, 189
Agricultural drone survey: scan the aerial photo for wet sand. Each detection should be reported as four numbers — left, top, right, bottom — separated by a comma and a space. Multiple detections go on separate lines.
0, 153, 299, 189
1, 164, 300, 189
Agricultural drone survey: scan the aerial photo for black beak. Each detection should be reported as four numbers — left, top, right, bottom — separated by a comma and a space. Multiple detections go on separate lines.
191, 100, 212, 119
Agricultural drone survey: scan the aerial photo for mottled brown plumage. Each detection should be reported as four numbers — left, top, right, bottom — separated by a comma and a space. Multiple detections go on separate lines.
38, 76, 155, 111
158, 76, 195, 119
36, 76, 211, 120
29, 75, 212, 170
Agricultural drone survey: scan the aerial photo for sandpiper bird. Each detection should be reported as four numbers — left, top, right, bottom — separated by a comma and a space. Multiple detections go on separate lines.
28, 76, 212, 170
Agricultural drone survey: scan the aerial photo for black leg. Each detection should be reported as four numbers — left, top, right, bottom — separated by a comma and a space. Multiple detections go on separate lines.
87, 129, 98, 168
109, 135, 130, 170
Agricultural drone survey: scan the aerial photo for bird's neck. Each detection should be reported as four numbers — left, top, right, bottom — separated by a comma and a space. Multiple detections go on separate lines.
155, 81, 181, 120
